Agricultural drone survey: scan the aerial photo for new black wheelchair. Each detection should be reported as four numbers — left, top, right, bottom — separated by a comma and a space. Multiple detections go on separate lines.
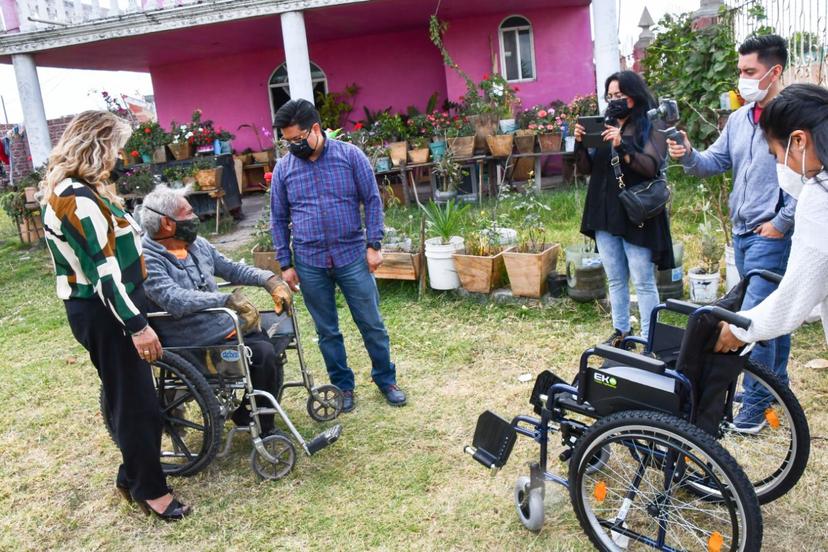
466, 298, 773, 550
100, 301, 343, 481
621, 269, 810, 505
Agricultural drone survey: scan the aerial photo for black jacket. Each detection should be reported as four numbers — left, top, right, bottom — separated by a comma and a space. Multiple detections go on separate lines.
576, 118, 676, 270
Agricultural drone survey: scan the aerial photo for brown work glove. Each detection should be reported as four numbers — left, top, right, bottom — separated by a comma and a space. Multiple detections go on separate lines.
264, 275, 293, 315
225, 288, 261, 334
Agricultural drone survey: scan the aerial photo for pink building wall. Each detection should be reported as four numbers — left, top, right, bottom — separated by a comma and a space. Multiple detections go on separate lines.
151, 7, 595, 153
152, 27, 447, 152
443, 7, 595, 110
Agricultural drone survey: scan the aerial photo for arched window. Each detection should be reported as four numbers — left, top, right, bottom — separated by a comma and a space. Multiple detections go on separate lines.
499, 16, 536, 82
268, 61, 328, 125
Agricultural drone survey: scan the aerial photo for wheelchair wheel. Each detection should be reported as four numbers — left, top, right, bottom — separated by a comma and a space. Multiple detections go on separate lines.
514, 476, 545, 532
100, 351, 222, 477
709, 360, 810, 504
307, 384, 344, 422
251, 433, 296, 480
569, 410, 762, 552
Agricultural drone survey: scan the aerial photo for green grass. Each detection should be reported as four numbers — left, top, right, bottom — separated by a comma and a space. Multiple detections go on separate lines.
0, 178, 826, 551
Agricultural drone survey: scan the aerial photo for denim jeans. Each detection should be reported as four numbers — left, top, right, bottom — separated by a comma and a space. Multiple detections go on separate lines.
733, 232, 792, 410
595, 231, 660, 339
294, 256, 396, 392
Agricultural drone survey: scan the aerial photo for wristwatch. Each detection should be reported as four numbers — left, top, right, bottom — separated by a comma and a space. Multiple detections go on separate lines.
367, 241, 382, 251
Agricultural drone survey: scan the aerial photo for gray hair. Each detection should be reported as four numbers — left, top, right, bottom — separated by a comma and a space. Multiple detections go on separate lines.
139, 184, 192, 237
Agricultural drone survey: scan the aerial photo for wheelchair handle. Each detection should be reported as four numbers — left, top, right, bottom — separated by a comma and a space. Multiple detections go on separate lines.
699, 306, 752, 330
745, 269, 782, 285
664, 299, 699, 316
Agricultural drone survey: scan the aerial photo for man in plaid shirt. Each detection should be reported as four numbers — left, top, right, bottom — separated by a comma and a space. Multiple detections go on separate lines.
271, 99, 406, 412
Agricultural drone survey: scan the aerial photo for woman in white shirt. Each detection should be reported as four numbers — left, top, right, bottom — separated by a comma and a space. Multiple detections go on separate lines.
716, 84, 828, 352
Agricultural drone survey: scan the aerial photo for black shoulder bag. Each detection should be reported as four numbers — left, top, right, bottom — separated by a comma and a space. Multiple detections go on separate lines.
610, 146, 671, 228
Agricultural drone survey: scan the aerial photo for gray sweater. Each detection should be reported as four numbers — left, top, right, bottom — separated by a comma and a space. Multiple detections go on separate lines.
680, 103, 796, 235
142, 235, 274, 347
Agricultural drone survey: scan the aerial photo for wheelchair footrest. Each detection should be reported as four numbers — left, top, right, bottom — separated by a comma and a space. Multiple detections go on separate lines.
469, 411, 517, 469
306, 424, 342, 455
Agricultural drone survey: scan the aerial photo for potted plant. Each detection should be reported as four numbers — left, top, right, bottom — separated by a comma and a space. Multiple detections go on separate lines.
426, 111, 451, 161
522, 105, 564, 152
421, 200, 468, 290
688, 211, 724, 304
565, 240, 607, 302
0, 184, 44, 245
479, 73, 520, 133
453, 223, 512, 294
189, 110, 219, 155
431, 148, 465, 203
445, 115, 475, 160
193, 158, 223, 191
374, 112, 408, 167
502, 189, 560, 298
374, 224, 422, 281
115, 165, 157, 197
216, 128, 235, 155
124, 121, 169, 164
406, 115, 431, 164
486, 126, 515, 157
251, 202, 280, 273
169, 121, 194, 160
366, 144, 391, 173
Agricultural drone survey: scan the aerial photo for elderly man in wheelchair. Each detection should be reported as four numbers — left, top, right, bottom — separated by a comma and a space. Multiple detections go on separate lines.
121, 184, 341, 481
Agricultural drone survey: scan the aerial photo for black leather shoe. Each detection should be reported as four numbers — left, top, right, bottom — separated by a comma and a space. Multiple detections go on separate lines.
137, 497, 192, 522
381, 385, 407, 407
342, 390, 355, 413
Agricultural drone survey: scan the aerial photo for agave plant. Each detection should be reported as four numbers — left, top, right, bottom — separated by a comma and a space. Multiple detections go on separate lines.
420, 200, 469, 245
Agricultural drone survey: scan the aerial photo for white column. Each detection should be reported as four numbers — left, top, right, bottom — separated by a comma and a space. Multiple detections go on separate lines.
280, 10, 314, 103
591, 0, 621, 112
12, 54, 51, 169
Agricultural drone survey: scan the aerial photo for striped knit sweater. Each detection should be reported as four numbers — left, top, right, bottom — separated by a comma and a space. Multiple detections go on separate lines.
42, 178, 148, 333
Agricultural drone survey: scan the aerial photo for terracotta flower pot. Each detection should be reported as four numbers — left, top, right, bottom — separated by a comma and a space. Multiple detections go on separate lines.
408, 147, 430, 164
447, 136, 475, 159
538, 133, 563, 152
486, 134, 515, 157
388, 141, 408, 167
168, 142, 192, 161
503, 244, 561, 298
453, 247, 512, 294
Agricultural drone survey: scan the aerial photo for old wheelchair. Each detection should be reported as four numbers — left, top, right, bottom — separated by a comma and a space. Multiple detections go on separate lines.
100, 301, 343, 481
621, 269, 810, 505
466, 304, 765, 551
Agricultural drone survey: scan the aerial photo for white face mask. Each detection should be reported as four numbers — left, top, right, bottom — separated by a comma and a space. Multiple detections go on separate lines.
738, 66, 777, 103
776, 135, 806, 199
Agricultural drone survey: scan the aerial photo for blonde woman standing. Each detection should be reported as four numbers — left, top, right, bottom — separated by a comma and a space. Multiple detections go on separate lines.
41, 111, 191, 520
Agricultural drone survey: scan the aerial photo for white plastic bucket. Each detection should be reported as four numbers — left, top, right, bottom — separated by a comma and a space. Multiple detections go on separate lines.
688, 268, 721, 304
425, 236, 465, 290
724, 244, 739, 292
564, 136, 576, 152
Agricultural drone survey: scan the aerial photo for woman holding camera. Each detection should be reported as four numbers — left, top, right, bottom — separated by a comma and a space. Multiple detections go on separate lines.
715, 83, 828, 353
574, 70, 674, 343
40, 111, 191, 521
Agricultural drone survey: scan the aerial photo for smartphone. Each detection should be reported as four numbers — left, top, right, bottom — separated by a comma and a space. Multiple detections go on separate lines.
578, 116, 607, 149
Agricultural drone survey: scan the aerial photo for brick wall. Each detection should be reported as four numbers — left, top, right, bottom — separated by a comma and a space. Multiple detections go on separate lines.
0, 115, 76, 188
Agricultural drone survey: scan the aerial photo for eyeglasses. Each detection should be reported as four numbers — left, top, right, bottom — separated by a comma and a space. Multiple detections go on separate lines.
604, 93, 629, 102
280, 129, 311, 147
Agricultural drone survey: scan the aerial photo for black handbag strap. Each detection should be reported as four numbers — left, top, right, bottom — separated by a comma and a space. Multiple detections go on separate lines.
610, 147, 626, 189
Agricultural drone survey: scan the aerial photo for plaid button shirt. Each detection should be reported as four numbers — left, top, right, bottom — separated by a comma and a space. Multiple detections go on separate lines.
271, 138, 384, 269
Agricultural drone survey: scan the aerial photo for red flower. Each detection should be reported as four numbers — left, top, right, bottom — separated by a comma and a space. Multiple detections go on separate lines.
144, 127, 151, 134
513, 85, 520, 92
354, 122, 363, 130
264, 172, 273, 183
482, 73, 490, 80
130, 150, 139, 157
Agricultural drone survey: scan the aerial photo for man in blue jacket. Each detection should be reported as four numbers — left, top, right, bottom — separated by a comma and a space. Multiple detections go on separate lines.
668, 35, 795, 431
271, 99, 405, 413
140, 184, 292, 435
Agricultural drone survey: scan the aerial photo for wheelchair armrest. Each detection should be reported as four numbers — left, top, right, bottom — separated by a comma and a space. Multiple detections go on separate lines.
747, 269, 782, 285
146, 307, 245, 347
592, 344, 667, 374
664, 299, 699, 315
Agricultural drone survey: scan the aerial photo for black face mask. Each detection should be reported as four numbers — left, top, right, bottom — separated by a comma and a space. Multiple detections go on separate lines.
289, 131, 318, 159
144, 206, 199, 244
605, 98, 632, 121
110, 158, 126, 182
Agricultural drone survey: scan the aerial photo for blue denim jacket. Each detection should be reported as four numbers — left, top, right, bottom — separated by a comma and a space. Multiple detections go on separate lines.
680, 103, 796, 236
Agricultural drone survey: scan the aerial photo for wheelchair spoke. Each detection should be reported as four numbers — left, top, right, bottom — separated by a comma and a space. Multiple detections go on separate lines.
165, 415, 205, 433
167, 426, 194, 460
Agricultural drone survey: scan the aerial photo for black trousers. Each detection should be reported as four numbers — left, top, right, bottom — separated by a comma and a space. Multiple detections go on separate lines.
230, 331, 287, 433
65, 289, 168, 501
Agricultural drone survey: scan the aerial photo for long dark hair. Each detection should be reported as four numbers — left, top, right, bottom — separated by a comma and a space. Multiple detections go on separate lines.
759, 83, 828, 170
604, 71, 657, 149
